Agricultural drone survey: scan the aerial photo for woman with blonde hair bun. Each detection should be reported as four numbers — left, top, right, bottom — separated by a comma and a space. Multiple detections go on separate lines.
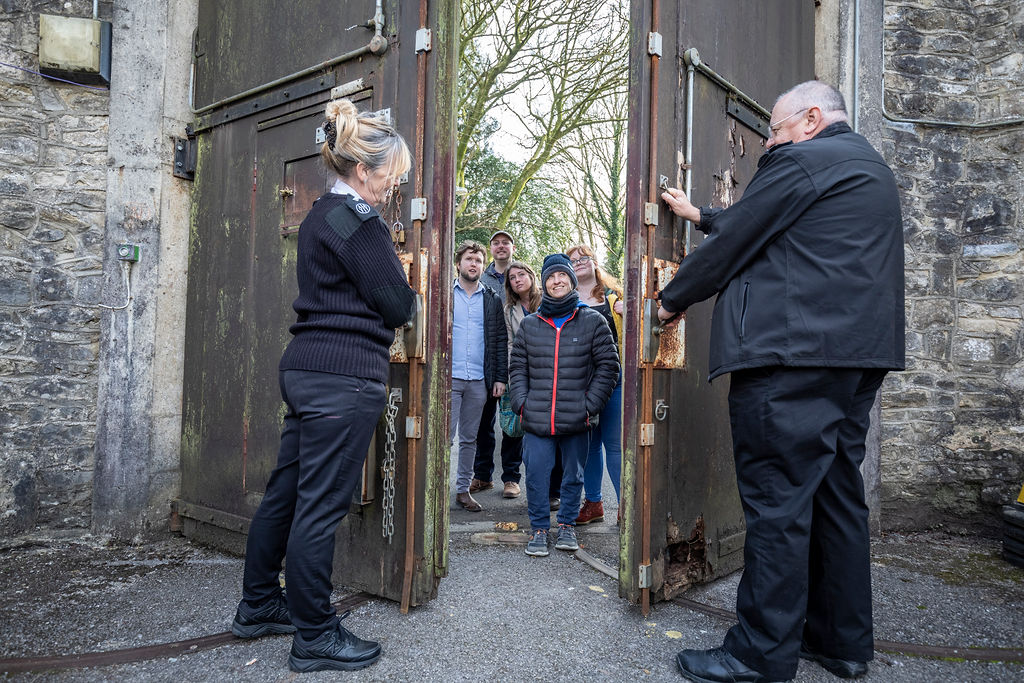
232, 98, 415, 673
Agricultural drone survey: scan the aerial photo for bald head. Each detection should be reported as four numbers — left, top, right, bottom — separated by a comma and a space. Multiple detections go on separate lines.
776, 81, 848, 126
766, 80, 849, 148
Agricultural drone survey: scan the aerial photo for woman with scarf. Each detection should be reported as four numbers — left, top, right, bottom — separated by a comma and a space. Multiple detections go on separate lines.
508, 253, 619, 557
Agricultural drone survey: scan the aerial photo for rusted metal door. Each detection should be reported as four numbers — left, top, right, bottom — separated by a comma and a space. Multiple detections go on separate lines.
178, 0, 457, 610
621, 0, 815, 611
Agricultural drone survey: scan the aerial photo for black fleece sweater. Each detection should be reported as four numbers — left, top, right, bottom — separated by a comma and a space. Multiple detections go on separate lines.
279, 192, 416, 383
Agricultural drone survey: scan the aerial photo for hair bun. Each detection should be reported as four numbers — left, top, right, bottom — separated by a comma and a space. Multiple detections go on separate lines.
325, 98, 360, 149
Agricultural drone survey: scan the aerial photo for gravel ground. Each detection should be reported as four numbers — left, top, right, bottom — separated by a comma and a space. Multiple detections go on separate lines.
1, 446, 1021, 681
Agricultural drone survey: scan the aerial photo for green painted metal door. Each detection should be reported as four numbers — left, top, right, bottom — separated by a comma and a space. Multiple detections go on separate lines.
179, 0, 457, 609
621, 0, 816, 610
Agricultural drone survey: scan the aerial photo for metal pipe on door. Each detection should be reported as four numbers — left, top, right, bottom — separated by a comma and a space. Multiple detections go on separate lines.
683, 51, 695, 255
188, 1, 387, 116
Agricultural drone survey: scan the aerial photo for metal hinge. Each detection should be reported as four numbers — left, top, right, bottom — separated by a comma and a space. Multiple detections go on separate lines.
410, 197, 427, 221
644, 202, 659, 226
405, 415, 422, 438
416, 28, 432, 52
172, 134, 196, 181
639, 423, 655, 446
648, 32, 662, 57
638, 563, 652, 588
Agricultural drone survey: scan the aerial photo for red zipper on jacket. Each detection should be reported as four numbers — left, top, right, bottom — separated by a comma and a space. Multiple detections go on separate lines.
538, 309, 578, 435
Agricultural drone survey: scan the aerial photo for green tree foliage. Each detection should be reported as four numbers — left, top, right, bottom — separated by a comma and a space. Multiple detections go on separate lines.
555, 91, 627, 278
456, 0, 628, 254
456, 121, 571, 268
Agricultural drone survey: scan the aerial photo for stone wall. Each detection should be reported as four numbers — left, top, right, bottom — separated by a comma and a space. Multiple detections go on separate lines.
879, 0, 1024, 532
0, 1, 113, 535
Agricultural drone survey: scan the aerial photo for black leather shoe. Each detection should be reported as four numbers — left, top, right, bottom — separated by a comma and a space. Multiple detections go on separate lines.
676, 646, 781, 682
799, 645, 868, 679
231, 593, 296, 638
289, 614, 381, 672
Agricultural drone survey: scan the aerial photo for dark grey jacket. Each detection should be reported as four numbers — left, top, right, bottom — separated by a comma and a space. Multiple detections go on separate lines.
479, 262, 507, 303
480, 284, 509, 390
659, 122, 905, 380
508, 304, 619, 436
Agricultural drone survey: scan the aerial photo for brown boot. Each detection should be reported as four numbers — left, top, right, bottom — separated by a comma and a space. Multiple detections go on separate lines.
502, 481, 521, 498
469, 478, 493, 493
575, 499, 604, 525
456, 492, 483, 512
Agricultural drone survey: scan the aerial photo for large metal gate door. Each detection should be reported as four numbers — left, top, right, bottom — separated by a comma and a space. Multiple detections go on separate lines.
178, 0, 457, 610
621, 0, 815, 611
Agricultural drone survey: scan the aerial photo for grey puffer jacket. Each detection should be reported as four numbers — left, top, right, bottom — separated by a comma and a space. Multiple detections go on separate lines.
508, 304, 619, 436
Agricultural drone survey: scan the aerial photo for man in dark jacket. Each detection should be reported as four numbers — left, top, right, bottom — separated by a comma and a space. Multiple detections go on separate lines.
451, 240, 508, 512
471, 229, 522, 497
659, 81, 904, 683
509, 254, 619, 557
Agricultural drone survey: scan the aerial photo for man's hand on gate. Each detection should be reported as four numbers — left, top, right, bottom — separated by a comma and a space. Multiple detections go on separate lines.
661, 187, 701, 225
655, 305, 679, 327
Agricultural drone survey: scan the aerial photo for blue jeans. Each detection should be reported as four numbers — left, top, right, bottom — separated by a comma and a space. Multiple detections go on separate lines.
583, 381, 622, 503
523, 431, 591, 530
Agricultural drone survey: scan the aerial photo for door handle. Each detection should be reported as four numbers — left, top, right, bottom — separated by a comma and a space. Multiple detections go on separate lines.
642, 298, 662, 363
404, 293, 425, 359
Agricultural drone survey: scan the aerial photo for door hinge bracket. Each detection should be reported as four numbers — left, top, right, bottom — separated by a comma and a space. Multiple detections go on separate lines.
405, 415, 422, 439
648, 32, 663, 57
644, 202, 659, 226
411, 197, 427, 221
638, 563, 653, 588
172, 134, 197, 181
416, 28, 432, 52
639, 423, 655, 446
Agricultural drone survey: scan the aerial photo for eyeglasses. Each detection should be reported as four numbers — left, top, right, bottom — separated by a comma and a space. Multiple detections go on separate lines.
769, 108, 808, 137
570, 256, 592, 266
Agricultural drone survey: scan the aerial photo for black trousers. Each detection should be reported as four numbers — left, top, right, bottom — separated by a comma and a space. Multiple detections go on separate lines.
241, 369, 385, 640
722, 366, 885, 680
472, 394, 523, 484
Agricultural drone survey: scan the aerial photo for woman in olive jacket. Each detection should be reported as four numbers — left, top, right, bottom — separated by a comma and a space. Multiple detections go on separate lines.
508, 253, 619, 557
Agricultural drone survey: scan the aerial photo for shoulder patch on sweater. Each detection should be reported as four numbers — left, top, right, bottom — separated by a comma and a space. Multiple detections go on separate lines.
346, 196, 380, 222
325, 197, 379, 241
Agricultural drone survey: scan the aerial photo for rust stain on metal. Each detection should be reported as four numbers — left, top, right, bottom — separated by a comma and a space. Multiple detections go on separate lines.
659, 515, 711, 600
653, 258, 685, 369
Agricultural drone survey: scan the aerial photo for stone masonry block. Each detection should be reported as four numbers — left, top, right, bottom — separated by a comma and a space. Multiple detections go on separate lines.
957, 277, 1018, 303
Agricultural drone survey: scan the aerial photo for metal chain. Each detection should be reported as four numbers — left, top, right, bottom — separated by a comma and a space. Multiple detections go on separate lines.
385, 185, 404, 244
381, 389, 399, 542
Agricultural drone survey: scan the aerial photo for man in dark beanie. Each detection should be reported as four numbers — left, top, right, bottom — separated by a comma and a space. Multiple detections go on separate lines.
508, 253, 619, 557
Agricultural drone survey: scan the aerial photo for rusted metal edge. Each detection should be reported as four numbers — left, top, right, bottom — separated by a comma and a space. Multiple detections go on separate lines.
0, 593, 371, 674
399, 0, 432, 617
570, 551, 1024, 664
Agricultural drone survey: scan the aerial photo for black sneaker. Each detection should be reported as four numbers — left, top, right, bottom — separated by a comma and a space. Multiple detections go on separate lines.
288, 613, 382, 673
231, 593, 296, 638
554, 523, 579, 551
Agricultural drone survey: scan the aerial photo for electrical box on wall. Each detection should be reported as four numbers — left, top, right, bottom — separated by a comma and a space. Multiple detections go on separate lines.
38, 14, 112, 86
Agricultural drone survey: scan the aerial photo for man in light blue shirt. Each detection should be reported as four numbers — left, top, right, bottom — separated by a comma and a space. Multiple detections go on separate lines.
451, 240, 507, 511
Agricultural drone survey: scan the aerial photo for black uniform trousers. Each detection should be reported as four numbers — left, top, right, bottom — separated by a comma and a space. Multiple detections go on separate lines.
241, 369, 386, 640
722, 366, 885, 680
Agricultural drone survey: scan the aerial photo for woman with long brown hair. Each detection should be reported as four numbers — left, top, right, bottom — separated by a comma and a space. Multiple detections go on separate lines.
566, 244, 624, 525
497, 260, 542, 497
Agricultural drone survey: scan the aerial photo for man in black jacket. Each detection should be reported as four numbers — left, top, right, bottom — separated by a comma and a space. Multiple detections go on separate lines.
451, 240, 508, 512
659, 81, 904, 683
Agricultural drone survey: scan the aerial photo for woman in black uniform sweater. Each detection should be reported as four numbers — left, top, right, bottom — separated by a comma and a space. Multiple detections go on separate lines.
230, 98, 416, 673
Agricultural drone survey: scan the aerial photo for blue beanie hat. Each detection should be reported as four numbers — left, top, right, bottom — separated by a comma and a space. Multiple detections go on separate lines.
541, 253, 578, 289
